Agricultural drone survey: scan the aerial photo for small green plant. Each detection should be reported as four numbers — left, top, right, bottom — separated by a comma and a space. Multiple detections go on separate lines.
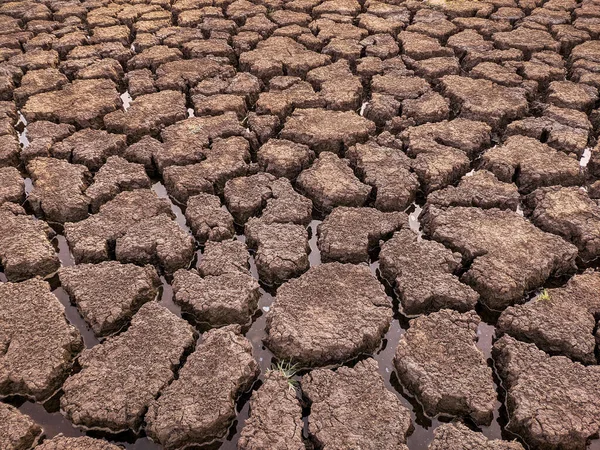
537, 289, 551, 301
268, 360, 299, 393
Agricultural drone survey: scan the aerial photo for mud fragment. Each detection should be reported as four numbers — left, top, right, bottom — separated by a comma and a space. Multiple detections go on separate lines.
36, 436, 122, 450
0, 166, 24, 205
27, 157, 91, 223
51, 129, 127, 172
318, 207, 406, 263
115, 214, 195, 273
0, 278, 83, 401
427, 170, 520, 210
380, 229, 479, 315
481, 135, 583, 193
494, 335, 600, 449
245, 219, 309, 284
302, 358, 412, 449
428, 422, 524, 449
64, 189, 172, 264
346, 140, 418, 211
394, 309, 496, 424
104, 90, 187, 140
22, 79, 120, 128
280, 108, 376, 155
60, 302, 195, 432
498, 270, 600, 364
0, 204, 60, 281
59, 261, 160, 337
423, 205, 578, 309
296, 152, 371, 212
238, 370, 305, 450
266, 263, 392, 366
146, 325, 258, 449
0, 403, 42, 450
86, 156, 151, 213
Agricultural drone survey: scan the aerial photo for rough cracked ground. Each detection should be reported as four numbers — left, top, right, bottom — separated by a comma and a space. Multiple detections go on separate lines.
0, 0, 599, 448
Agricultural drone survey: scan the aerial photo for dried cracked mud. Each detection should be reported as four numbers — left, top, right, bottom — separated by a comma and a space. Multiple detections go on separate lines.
1, 0, 600, 448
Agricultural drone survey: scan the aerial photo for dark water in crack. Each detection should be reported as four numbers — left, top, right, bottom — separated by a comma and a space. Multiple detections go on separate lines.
4, 186, 600, 450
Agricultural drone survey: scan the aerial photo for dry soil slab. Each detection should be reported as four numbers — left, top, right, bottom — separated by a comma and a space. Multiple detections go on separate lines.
428, 423, 525, 450
0, 402, 42, 450
317, 206, 406, 263
64, 189, 172, 264
146, 325, 258, 449
266, 263, 392, 367
526, 186, 600, 261
60, 302, 195, 432
0, 204, 59, 281
422, 205, 578, 310
346, 140, 418, 212
497, 270, 600, 365
494, 335, 600, 449
185, 193, 235, 243
238, 370, 305, 450
302, 358, 412, 450
427, 170, 519, 210
380, 229, 479, 316
394, 309, 496, 425
0, 166, 24, 205
0, 278, 83, 401
27, 157, 91, 223
296, 151, 371, 213
59, 261, 160, 337
36, 436, 122, 450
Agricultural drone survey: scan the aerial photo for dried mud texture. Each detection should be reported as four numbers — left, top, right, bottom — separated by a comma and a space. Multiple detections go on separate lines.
245, 219, 310, 284
198, 240, 250, 277
35, 436, 122, 450
104, 90, 187, 140
394, 310, 496, 425
346, 140, 419, 212
146, 325, 258, 449
317, 207, 406, 263
296, 152, 371, 213
494, 335, 600, 450
0, 205, 60, 281
423, 206, 578, 310
441, 75, 528, 129
428, 423, 525, 450
185, 193, 235, 243
115, 213, 195, 273
86, 156, 151, 213
266, 263, 392, 367
64, 189, 172, 264
380, 229, 479, 316
172, 268, 260, 326
27, 157, 91, 223
399, 119, 492, 193
239, 36, 330, 80
257, 138, 315, 179
60, 302, 195, 432
526, 186, 600, 261
302, 358, 412, 450
427, 170, 520, 211
0, 166, 24, 205
0, 278, 83, 401
481, 135, 584, 194
0, 402, 42, 450
160, 134, 253, 199
238, 369, 304, 450
498, 270, 600, 365
59, 261, 160, 337
22, 79, 120, 128
50, 129, 127, 172
280, 108, 376, 155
